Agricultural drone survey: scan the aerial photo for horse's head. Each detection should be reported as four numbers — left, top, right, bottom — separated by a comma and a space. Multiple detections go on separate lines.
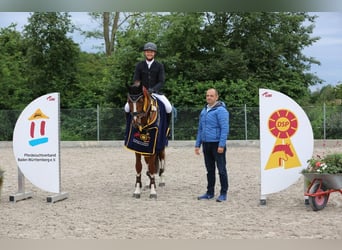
127, 82, 153, 131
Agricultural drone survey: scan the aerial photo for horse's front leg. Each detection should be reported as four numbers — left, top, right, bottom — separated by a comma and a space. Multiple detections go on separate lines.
147, 155, 157, 199
133, 153, 143, 198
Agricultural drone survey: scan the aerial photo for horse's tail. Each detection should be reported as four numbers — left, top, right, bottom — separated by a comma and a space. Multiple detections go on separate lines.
154, 155, 160, 175
156, 149, 166, 176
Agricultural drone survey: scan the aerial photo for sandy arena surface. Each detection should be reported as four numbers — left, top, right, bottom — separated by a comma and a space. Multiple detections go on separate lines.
0, 140, 342, 239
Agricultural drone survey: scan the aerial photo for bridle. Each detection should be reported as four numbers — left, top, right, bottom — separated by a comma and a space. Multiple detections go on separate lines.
128, 90, 156, 131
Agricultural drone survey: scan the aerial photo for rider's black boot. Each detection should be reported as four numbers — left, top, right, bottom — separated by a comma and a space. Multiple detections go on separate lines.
166, 113, 172, 139
125, 112, 130, 121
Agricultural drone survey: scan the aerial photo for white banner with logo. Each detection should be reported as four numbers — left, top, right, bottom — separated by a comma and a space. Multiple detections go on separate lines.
259, 89, 313, 196
13, 93, 60, 193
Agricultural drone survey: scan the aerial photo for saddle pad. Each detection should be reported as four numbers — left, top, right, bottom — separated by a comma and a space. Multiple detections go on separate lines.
124, 98, 168, 154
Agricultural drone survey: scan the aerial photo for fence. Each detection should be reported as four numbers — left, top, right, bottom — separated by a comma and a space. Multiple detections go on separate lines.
1, 104, 342, 141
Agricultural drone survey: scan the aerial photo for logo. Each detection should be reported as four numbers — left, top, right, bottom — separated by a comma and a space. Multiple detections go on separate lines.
264, 109, 301, 170
262, 91, 272, 98
133, 131, 151, 143
46, 95, 56, 101
28, 108, 50, 147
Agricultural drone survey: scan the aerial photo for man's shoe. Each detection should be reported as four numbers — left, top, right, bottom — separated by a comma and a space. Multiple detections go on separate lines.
216, 194, 227, 202
197, 193, 214, 200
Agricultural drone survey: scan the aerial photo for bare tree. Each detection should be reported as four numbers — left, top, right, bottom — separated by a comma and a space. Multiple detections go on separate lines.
102, 12, 141, 56
103, 12, 120, 56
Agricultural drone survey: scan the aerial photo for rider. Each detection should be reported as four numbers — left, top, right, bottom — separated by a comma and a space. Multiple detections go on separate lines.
125, 42, 173, 131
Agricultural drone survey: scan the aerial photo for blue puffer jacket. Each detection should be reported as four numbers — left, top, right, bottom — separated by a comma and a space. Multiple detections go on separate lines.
195, 101, 229, 148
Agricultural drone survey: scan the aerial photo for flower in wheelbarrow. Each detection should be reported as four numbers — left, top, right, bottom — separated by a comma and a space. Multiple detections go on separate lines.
316, 163, 328, 173
302, 153, 342, 174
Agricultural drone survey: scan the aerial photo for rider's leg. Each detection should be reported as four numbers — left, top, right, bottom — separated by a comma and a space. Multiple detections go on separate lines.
124, 102, 130, 120
124, 102, 130, 112
152, 94, 172, 123
152, 94, 172, 113
152, 94, 172, 136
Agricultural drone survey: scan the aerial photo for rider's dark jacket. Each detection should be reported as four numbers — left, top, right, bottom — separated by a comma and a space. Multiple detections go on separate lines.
133, 60, 165, 94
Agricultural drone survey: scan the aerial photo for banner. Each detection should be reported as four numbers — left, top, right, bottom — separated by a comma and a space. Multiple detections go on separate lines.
13, 93, 60, 193
259, 89, 313, 196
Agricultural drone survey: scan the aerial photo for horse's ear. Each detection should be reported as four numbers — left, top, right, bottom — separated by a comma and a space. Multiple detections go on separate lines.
134, 81, 144, 92
128, 82, 144, 97
133, 80, 141, 87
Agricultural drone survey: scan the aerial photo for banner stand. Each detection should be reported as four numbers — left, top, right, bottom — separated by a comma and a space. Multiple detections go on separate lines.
260, 195, 267, 205
259, 89, 313, 206
9, 167, 69, 203
47, 192, 68, 203
260, 186, 309, 206
9, 167, 33, 202
12, 92, 69, 204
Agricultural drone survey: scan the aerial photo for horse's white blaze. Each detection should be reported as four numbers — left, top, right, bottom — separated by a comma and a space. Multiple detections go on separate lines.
133, 103, 137, 121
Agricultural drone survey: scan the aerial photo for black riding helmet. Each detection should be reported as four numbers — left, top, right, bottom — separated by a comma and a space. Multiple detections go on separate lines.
143, 42, 157, 52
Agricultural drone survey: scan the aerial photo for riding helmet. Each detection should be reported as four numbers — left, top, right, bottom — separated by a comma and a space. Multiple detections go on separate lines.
143, 42, 157, 52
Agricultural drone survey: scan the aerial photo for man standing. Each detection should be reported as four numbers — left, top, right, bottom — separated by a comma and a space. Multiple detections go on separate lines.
195, 88, 229, 202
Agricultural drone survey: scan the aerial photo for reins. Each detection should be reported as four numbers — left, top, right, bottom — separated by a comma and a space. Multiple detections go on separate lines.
128, 90, 158, 131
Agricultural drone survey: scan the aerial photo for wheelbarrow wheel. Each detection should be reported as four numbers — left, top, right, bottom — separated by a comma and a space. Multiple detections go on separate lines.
308, 182, 329, 211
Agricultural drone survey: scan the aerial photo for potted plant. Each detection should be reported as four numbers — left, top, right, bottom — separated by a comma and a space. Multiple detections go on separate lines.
302, 153, 342, 211
302, 153, 342, 174
302, 153, 342, 188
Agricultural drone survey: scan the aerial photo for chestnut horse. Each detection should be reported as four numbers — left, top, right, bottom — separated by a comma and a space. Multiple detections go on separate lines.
124, 83, 168, 198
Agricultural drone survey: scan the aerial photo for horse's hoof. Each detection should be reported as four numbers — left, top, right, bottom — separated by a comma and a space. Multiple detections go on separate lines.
159, 183, 165, 187
133, 193, 141, 199
149, 194, 157, 199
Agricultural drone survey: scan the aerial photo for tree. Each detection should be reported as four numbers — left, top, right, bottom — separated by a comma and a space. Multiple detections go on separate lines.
0, 24, 29, 109
84, 12, 141, 56
1, 12, 324, 110
70, 52, 110, 108
23, 12, 80, 108
201, 12, 320, 101
103, 12, 120, 56
111, 12, 320, 107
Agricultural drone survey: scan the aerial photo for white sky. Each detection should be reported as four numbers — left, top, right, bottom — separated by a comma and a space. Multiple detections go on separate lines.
303, 12, 342, 88
0, 12, 341, 88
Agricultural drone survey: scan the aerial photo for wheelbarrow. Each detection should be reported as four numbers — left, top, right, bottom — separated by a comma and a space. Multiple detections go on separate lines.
303, 173, 342, 211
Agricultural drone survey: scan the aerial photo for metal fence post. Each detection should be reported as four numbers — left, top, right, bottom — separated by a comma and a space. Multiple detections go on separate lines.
97, 104, 100, 141
323, 102, 326, 140
244, 104, 248, 141
171, 105, 175, 141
